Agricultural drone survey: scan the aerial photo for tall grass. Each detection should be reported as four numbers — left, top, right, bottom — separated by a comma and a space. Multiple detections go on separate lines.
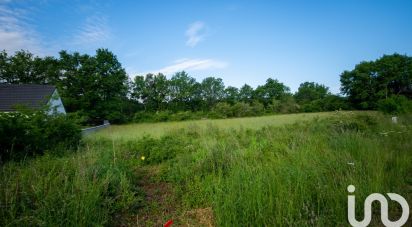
0, 141, 143, 226
1, 112, 411, 226
161, 112, 412, 226
91, 111, 336, 139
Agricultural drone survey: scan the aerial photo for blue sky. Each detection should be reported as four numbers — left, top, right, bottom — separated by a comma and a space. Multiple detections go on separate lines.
1, 0, 411, 93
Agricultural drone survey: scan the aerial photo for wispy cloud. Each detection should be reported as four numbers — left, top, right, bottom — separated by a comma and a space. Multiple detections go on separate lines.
73, 14, 110, 45
142, 58, 228, 75
0, 5, 42, 54
185, 21, 206, 47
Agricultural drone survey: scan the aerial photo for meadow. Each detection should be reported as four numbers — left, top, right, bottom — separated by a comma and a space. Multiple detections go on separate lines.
1, 111, 411, 226
91, 112, 334, 139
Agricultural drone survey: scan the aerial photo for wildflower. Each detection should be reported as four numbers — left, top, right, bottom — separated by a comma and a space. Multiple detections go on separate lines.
141, 156, 145, 161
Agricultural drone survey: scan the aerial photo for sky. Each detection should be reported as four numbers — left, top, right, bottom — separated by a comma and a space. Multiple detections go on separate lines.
1, 0, 411, 93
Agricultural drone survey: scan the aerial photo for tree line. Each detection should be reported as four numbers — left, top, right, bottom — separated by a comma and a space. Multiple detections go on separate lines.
0, 49, 411, 124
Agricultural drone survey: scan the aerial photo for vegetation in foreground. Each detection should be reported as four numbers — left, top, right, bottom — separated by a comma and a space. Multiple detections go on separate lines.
0, 110, 81, 163
1, 111, 411, 226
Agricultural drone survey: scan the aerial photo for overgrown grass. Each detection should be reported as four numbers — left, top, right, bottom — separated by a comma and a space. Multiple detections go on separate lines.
1, 111, 411, 226
91, 111, 338, 139
0, 142, 144, 226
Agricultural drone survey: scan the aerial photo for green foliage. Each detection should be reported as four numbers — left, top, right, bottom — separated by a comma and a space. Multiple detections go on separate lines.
253, 78, 290, 106
133, 111, 154, 123
377, 95, 412, 114
295, 82, 329, 103
168, 71, 198, 111
1, 49, 130, 124
58, 49, 129, 124
0, 111, 81, 162
0, 50, 60, 84
200, 77, 225, 108
301, 95, 350, 112
133, 111, 205, 123
132, 73, 169, 111
340, 53, 412, 109
224, 86, 239, 104
231, 102, 254, 117
212, 102, 233, 118
239, 84, 254, 103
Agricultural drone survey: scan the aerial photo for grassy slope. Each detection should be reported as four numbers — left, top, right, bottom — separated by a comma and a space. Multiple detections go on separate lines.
1, 111, 411, 226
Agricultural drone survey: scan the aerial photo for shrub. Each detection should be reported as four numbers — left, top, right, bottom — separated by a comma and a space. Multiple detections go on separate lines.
278, 95, 299, 113
251, 101, 265, 115
170, 111, 196, 121
212, 102, 233, 118
133, 111, 154, 123
67, 111, 90, 125
153, 110, 172, 122
377, 95, 412, 114
0, 111, 81, 162
232, 102, 253, 117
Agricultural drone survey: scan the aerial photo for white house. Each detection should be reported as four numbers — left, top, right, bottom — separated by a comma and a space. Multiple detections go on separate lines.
0, 84, 66, 114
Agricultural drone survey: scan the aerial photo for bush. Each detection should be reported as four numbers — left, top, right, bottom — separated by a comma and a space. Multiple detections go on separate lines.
377, 95, 412, 114
279, 95, 299, 113
212, 102, 233, 118
0, 111, 81, 162
133, 111, 154, 123
153, 110, 172, 122
301, 95, 350, 113
169, 111, 198, 121
67, 111, 90, 125
251, 101, 265, 115
232, 102, 254, 117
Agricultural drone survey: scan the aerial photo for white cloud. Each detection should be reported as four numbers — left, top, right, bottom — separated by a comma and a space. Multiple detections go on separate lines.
0, 6, 42, 54
185, 21, 206, 47
73, 15, 110, 45
143, 58, 228, 75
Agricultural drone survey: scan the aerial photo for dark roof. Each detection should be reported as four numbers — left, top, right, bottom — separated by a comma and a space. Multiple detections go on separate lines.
0, 84, 56, 112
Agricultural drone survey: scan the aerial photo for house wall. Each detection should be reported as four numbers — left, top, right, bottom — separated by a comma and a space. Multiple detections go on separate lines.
48, 89, 66, 115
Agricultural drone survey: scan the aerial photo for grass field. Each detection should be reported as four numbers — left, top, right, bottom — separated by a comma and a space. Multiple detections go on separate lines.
1, 111, 412, 226
91, 111, 336, 140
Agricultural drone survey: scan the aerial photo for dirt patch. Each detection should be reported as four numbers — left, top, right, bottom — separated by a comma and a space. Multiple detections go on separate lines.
135, 181, 176, 226
179, 207, 215, 227
114, 165, 178, 226
114, 165, 215, 226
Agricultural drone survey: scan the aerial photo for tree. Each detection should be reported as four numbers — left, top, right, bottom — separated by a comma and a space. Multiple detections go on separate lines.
93, 49, 129, 122
295, 82, 329, 104
169, 71, 197, 111
340, 54, 412, 109
58, 49, 129, 123
131, 73, 170, 112
375, 54, 412, 98
254, 78, 290, 106
239, 84, 254, 103
200, 77, 225, 108
0, 50, 60, 84
340, 61, 380, 109
131, 75, 146, 103
0, 51, 10, 83
224, 86, 239, 104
